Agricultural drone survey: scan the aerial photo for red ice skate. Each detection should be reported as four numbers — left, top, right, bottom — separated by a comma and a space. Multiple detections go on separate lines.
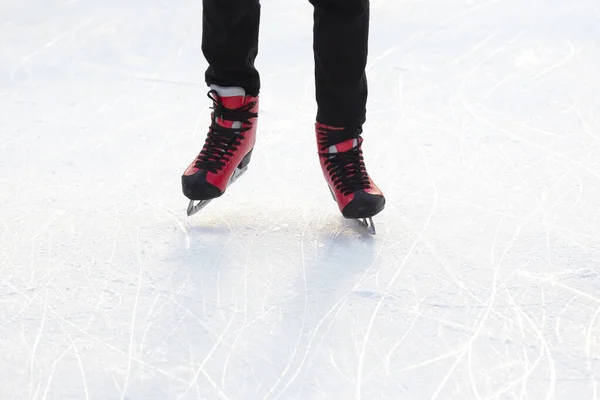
182, 86, 258, 216
316, 123, 385, 234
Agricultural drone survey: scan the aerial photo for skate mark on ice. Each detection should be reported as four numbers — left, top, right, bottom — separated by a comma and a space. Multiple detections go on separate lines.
383, 310, 419, 378
492, 288, 556, 400
219, 224, 263, 396
56, 316, 91, 400
554, 295, 580, 345
177, 302, 236, 400
366, 46, 398, 73
11, 17, 95, 82
419, 147, 488, 400
163, 294, 239, 349
119, 228, 146, 400
137, 293, 169, 364
264, 228, 311, 400
28, 289, 48, 399
586, 305, 600, 399
482, 39, 576, 100
355, 147, 439, 399
518, 271, 600, 305
266, 235, 386, 400
365, 277, 420, 388
39, 330, 84, 400
220, 294, 295, 393
312, 237, 390, 398
223, 294, 296, 341
0, 275, 189, 389
427, 158, 558, 398
47, 305, 188, 384
449, 31, 500, 66
483, 67, 524, 101
457, 29, 524, 105
389, 131, 559, 397
472, 101, 600, 181
457, 34, 600, 185
326, 344, 352, 383
121, 187, 191, 251
531, 40, 577, 81
571, 104, 600, 149
590, 105, 600, 136
492, 185, 562, 397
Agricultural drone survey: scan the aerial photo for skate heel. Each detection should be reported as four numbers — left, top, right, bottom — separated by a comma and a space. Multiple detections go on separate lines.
230, 148, 253, 186
238, 148, 253, 170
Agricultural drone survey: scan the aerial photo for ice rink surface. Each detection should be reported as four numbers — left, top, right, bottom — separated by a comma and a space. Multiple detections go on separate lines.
2, 0, 600, 398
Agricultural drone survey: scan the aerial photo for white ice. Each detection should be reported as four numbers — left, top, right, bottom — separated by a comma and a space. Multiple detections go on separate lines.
2, 0, 600, 398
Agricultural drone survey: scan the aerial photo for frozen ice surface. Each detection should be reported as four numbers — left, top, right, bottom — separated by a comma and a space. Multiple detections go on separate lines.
2, 0, 600, 398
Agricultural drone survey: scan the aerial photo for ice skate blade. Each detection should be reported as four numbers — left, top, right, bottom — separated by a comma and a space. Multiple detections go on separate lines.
185, 165, 248, 217
357, 217, 376, 235
187, 199, 212, 216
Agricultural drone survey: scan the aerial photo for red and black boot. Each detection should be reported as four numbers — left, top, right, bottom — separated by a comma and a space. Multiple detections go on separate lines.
316, 123, 385, 233
182, 86, 258, 216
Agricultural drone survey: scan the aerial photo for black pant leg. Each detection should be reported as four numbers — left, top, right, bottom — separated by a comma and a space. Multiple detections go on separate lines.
202, 0, 261, 96
309, 0, 370, 127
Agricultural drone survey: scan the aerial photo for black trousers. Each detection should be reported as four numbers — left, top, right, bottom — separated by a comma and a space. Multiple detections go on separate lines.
202, 0, 369, 128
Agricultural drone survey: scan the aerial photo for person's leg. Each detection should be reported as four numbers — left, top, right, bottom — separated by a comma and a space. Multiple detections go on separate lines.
309, 0, 384, 232
182, 0, 261, 207
309, 0, 369, 127
202, 0, 261, 96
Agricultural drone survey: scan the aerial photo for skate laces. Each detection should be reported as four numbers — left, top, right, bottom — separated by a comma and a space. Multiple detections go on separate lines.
194, 90, 258, 173
317, 126, 371, 196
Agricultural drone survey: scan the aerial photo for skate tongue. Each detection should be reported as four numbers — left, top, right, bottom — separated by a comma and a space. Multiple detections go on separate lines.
327, 138, 358, 154
316, 124, 359, 154
210, 85, 246, 109
210, 85, 248, 130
